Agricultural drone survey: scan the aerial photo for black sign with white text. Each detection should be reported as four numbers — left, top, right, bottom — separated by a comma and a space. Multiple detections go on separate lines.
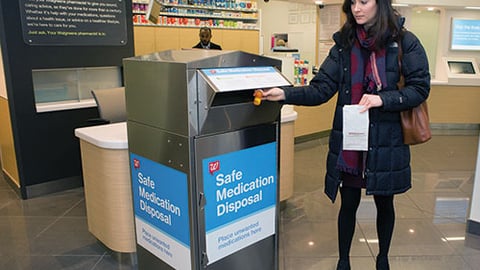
19, 0, 128, 46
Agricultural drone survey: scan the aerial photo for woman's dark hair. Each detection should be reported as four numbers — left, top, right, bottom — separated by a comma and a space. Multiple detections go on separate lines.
339, 0, 403, 50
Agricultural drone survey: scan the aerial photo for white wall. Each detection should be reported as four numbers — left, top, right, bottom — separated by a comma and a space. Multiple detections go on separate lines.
399, 7, 441, 77
257, 0, 317, 66
434, 9, 480, 81
396, 6, 480, 81
258, 1, 480, 81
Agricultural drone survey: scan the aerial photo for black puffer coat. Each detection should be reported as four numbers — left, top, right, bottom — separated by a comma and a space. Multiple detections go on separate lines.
283, 30, 430, 203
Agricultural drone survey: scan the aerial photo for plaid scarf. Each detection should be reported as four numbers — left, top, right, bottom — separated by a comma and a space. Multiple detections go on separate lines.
336, 26, 387, 176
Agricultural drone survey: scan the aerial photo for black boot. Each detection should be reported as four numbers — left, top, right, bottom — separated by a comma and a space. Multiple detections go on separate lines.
376, 256, 390, 270
336, 259, 351, 270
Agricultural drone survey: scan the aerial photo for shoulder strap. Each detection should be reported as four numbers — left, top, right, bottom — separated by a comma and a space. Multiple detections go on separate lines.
397, 38, 405, 89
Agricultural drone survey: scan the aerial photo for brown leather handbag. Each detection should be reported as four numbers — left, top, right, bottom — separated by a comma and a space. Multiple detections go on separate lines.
398, 39, 432, 145
400, 101, 431, 145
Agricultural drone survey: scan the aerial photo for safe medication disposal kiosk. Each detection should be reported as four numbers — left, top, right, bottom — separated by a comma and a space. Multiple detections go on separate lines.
123, 50, 291, 270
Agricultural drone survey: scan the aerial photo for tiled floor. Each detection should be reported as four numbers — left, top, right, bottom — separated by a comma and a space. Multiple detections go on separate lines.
1, 129, 479, 270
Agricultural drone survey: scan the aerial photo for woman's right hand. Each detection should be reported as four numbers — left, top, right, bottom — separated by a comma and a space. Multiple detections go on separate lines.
257, 87, 286, 101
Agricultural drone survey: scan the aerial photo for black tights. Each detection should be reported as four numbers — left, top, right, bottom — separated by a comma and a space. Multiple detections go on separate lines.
338, 186, 395, 261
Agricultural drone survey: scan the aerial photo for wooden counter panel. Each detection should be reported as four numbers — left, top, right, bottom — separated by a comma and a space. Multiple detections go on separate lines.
0, 97, 20, 186
133, 26, 156, 56
428, 85, 480, 124
133, 26, 259, 56
179, 28, 201, 50
293, 84, 480, 138
219, 29, 259, 54
280, 121, 295, 201
293, 97, 336, 138
154, 27, 180, 52
79, 140, 135, 253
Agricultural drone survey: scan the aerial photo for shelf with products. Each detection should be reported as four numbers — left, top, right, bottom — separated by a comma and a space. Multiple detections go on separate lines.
132, 0, 258, 29
158, 12, 257, 21
294, 59, 310, 86
160, 2, 257, 13
132, 0, 149, 14
133, 17, 257, 29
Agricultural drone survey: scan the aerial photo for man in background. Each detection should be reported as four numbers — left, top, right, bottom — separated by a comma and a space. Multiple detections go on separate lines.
193, 27, 222, 50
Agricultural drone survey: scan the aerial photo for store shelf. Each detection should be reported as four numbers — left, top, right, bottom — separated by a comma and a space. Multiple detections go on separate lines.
133, 23, 258, 30
161, 3, 257, 13
132, 0, 149, 14
132, 0, 258, 29
158, 12, 257, 20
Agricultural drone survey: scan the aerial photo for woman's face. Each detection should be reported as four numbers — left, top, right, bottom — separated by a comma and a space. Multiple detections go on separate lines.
351, 0, 378, 27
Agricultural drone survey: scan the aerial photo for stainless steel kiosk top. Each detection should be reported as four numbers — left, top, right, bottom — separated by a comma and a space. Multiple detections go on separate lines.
123, 50, 290, 137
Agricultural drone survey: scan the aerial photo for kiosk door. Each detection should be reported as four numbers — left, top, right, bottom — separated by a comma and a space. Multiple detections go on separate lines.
195, 123, 279, 270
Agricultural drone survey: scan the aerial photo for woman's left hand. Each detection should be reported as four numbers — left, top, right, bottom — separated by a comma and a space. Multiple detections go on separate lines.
359, 94, 383, 112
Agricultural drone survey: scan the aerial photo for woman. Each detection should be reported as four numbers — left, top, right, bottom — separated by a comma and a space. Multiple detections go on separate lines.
260, 0, 430, 269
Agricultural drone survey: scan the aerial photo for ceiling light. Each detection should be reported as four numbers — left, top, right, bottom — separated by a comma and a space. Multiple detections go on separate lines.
441, 236, 465, 242
359, 238, 379, 243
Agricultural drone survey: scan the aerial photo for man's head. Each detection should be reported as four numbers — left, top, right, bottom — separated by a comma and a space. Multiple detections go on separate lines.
199, 27, 212, 46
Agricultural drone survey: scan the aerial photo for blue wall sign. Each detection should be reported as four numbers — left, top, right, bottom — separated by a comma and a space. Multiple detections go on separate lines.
451, 18, 480, 51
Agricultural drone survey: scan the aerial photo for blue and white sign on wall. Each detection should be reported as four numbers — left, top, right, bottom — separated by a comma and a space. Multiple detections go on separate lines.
130, 153, 191, 270
202, 142, 277, 265
451, 18, 480, 51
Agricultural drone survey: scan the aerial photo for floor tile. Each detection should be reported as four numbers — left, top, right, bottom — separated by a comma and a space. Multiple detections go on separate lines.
0, 130, 479, 269
433, 223, 480, 256
281, 189, 340, 222
0, 189, 21, 206
463, 253, 480, 270
410, 171, 474, 194
282, 218, 372, 258
0, 189, 85, 217
0, 216, 57, 256
29, 217, 106, 256
359, 218, 457, 256
406, 191, 471, 222
356, 193, 426, 221
388, 255, 473, 270
284, 256, 375, 270
0, 255, 101, 270
91, 255, 138, 270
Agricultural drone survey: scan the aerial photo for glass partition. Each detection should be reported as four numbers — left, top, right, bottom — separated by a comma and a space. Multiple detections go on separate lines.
32, 66, 122, 112
405, 7, 441, 77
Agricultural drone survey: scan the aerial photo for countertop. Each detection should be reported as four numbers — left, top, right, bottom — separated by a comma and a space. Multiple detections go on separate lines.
75, 106, 298, 149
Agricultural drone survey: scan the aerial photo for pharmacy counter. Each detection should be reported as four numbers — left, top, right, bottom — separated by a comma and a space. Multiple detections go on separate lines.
75, 122, 134, 253
279, 105, 298, 201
